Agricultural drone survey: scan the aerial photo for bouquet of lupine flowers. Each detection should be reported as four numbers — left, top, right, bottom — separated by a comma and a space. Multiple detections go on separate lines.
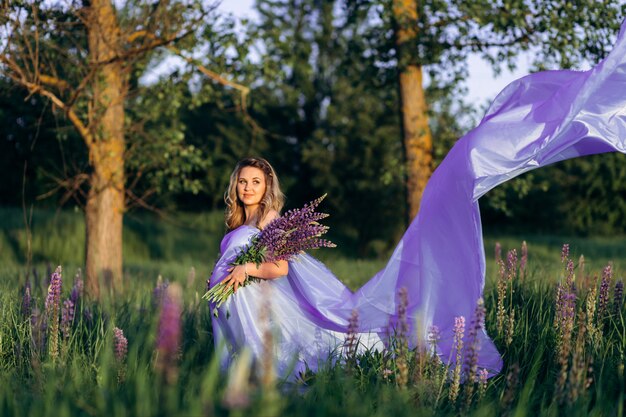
203, 194, 335, 314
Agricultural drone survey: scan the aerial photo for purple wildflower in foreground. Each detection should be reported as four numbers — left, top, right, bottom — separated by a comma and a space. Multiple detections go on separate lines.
155, 283, 182, 384
465, 298, 486, 380
598, 265, 612, 320
45, 266, 62, 360
449, 316, 465, 403
507, 249, 518, 280
561, 244, 570, 263
113, 327, 128, 362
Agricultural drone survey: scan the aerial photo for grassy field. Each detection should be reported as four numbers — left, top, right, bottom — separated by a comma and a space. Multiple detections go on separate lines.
1, 206, 625, 416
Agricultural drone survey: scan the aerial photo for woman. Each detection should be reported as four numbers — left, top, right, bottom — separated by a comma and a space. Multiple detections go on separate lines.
210, 18, 626, 381
209, 157, 382, 379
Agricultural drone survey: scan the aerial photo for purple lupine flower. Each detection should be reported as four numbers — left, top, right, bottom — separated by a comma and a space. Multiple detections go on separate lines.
61, 299, 75, 341
45, 266, 63, 314
22, 281, 32, 318
561, 244, 570, 263
113, 327, 128, 362
344, 309, 359, 363
477, 368, 489, 401
598, 265, 612, 319
614, 281, 624, 315
449, 316, 466, 403
465, 298, 486, 382
507, 249, 518, 280
45, 266, 62, 360
520, 241, 528, 279
155, 283, 183, 384
495, 242, 502, 264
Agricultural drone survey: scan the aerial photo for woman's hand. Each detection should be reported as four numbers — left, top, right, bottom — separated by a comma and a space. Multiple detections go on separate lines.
223, 264, 248, 293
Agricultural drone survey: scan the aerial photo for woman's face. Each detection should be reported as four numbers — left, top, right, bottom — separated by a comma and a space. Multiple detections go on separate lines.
237, 166, 267, 208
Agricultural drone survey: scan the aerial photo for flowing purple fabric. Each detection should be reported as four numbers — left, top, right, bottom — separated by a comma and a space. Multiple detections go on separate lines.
211, 20, 626, 379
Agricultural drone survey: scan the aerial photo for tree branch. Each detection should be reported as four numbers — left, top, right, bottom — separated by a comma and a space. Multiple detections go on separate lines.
1, 55, 93, 147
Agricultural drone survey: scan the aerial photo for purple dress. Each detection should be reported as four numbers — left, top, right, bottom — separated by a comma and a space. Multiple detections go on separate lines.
211, 225, 383, 377
211, 19, 626, 379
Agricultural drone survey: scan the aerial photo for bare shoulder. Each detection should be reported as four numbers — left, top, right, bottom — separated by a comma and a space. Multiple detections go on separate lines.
259, 209, 280, 229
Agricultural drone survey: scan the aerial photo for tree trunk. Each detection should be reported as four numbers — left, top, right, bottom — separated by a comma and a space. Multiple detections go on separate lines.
392, 0, 433, 223
85, 0, 127, 298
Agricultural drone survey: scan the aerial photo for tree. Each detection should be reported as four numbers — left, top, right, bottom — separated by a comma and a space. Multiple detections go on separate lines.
385, 0, 626, 222
0, 1, 248, 297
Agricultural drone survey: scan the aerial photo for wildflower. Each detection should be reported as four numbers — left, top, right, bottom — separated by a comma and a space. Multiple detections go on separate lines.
113, 326, 128, 383
496, 259, 507, 334
566, 311, 592, 405
155, 283, 183, 384
464, 299, 485, 380
449, 316, 465, 403
561, 244, 570, 262
598, 265, 611, 320
344, 309, 359, 366
477, 368, 489, 402
613, 281, 623, 316
464, 299, 486, 407
382, 368, 393, 380
585, 285, 600, 347
113, 327, 128, 362
395, 288, 409, 389
45, 266, 62, 361
507, 249, 518, 280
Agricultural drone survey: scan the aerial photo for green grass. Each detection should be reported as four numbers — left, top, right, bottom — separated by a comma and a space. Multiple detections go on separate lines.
1, 205, 626, 416
1, 250, 625, 416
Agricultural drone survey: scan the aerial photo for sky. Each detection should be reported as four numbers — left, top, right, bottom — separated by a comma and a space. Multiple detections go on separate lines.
217, 0, 531, 108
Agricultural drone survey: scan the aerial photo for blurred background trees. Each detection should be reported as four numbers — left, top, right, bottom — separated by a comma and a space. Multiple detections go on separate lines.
1, 0, 625, 268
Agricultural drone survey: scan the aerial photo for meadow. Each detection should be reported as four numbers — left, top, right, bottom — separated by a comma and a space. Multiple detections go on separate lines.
0, 207, 625, 416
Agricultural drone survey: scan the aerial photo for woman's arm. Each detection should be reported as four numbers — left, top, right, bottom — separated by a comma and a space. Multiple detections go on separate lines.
223, 260, 289, 292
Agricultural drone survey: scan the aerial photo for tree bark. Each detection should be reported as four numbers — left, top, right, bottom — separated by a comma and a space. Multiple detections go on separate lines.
85, 0, 127, 298
392, 0, 433, 223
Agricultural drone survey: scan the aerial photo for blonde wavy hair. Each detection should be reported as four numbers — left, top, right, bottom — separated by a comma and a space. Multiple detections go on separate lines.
224, 157, 285, 230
